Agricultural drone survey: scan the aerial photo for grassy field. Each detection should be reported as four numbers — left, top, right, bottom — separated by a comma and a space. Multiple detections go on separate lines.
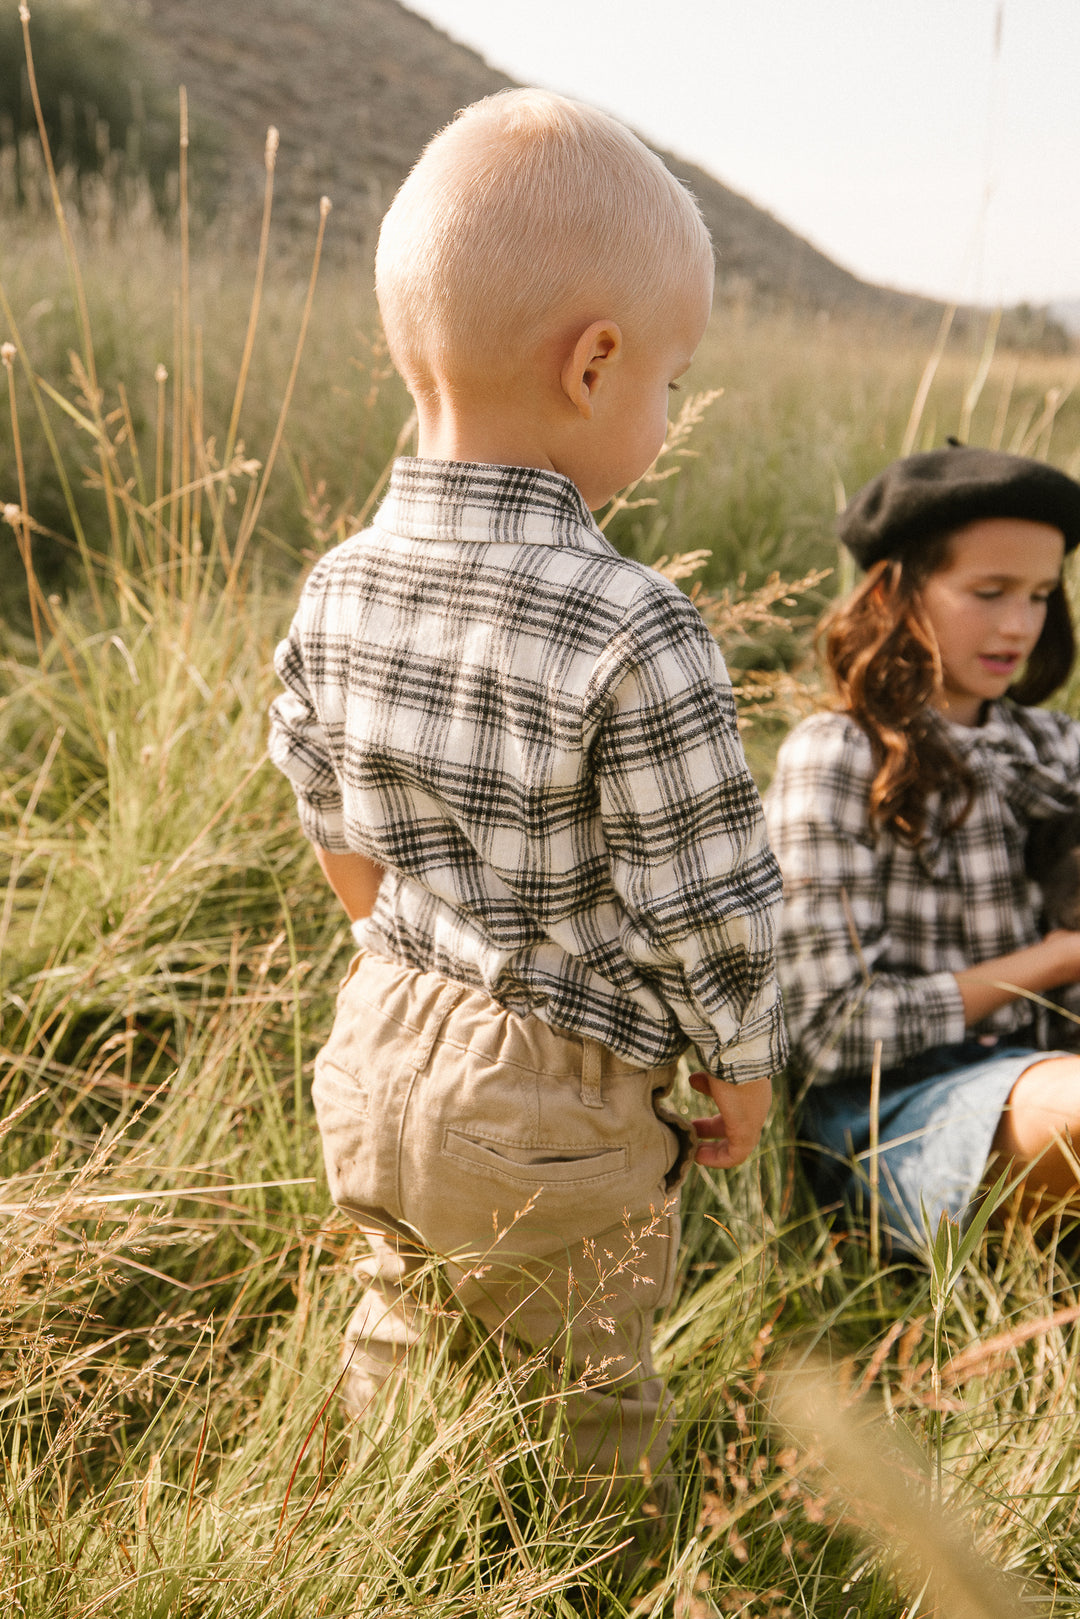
5, 121, 1080, 1617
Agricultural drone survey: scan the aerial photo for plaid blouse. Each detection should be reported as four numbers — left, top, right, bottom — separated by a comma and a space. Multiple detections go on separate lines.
764, 702, 1080, 1085
269, 458, 786, 1082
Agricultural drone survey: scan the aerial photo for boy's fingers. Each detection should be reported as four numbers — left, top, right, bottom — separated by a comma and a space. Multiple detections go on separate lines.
691, 1105, 747, 1167
689, 1072, 734, 1164
694, 1137, 734, 1168
691, 1110, 728, 1141
693, 1121, 748, 1167
688, 1071, 772, 1168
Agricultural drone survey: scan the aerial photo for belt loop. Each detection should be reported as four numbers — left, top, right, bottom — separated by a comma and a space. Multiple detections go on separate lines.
581, 1038, 604, 1109
410, 982, 464, 1075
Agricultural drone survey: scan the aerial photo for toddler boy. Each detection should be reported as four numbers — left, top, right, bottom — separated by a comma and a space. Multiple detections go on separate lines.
269, 88, 786, 1501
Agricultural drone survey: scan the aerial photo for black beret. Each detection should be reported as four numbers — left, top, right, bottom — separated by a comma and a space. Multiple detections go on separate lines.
838, 445, 1080, 569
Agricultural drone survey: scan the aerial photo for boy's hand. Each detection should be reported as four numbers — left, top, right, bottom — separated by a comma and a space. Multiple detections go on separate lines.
688, 1071, 772, 1169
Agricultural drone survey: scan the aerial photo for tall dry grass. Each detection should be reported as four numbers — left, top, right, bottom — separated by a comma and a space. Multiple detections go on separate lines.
6, 14, 1080, 1614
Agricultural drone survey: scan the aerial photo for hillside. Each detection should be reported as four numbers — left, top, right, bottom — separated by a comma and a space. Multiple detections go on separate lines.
130, 0, 943, 323
2, 0, 1063, 341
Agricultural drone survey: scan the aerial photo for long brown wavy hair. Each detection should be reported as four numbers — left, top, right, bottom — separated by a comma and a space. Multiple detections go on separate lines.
821, 532, 1076, 846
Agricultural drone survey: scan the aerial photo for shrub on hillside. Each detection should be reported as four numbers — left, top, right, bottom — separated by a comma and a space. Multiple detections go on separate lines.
0, 0, 220, 214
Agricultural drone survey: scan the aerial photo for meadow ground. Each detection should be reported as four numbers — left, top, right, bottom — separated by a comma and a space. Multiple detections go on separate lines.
4, 135, 1080, 1618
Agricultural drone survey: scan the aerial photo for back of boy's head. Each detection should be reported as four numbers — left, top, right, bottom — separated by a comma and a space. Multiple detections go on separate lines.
375, 88, 714, 398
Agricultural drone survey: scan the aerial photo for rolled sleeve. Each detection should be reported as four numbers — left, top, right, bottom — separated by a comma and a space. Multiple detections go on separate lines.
268, 631, 348, 851
590, 594, 788, 1084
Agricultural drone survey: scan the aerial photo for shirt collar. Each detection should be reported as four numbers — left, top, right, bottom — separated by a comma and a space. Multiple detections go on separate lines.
939, 699, 1026, 758
940, 699, 1076, 819
936, 700, 1003, 751
374, 457, 609, 549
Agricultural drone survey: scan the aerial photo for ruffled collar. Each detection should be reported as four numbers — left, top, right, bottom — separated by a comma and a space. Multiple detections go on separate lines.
906, 702, 1075, 874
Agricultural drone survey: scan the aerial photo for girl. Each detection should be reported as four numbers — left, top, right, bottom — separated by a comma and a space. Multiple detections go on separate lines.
765, 445, 1080, 1251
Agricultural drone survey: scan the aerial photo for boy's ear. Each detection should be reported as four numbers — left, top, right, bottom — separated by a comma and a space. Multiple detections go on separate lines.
561, 320, 623, 421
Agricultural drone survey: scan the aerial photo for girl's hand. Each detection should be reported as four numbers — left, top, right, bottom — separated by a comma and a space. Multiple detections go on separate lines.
689, 1071, 772, 1169
956, 929, 1080, 1022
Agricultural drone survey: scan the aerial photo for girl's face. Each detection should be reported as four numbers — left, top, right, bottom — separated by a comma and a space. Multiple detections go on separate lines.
918, 517, 1066, 725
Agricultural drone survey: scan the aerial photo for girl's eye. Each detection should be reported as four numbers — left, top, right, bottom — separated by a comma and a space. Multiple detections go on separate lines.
668, 382, 681, 393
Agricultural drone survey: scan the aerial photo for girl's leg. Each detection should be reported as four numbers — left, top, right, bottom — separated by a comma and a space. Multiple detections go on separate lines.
992, 1054, 1080, 1203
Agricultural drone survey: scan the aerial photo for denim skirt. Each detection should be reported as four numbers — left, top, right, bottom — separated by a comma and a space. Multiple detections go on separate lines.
797, 1038, 1061, 1255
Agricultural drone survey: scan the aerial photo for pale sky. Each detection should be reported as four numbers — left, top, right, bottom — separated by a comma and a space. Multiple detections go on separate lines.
403, 0, 1079, 310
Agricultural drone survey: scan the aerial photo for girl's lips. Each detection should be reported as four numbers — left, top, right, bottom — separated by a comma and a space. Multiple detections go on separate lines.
979, 653, 1021, 673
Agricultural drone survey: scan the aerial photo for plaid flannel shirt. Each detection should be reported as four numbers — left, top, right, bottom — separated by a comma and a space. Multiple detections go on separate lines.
764, 702, 1080, 1085
269, 458, 786, 1082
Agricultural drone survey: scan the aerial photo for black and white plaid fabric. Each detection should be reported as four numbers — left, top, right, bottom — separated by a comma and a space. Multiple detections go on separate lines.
765, 702, 1080, 1085
269, 458, 786, 1081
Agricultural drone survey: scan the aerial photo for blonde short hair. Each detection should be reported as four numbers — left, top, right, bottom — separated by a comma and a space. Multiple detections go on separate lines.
375, 88, 713, 393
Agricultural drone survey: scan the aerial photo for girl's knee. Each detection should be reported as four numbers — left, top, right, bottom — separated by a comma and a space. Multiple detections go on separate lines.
993, 1055, 1080, 1199
1000, 1055, 1080, 1139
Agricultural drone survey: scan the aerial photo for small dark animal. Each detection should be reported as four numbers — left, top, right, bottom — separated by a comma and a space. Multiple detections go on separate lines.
1025, 811, 1080, 931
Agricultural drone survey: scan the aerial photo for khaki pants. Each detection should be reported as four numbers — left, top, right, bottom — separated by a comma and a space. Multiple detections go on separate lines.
312, 948, 695, 1493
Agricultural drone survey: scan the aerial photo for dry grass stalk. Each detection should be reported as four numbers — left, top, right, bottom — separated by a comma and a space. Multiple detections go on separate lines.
771, 1361, 1045, 1619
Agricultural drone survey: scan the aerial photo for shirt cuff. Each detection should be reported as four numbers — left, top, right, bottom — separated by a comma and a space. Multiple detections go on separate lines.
696, 1001, 789, 1084
926, 969, 969, 1047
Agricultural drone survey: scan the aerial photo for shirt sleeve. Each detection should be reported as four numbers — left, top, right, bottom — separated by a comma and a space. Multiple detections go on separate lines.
587, 586, 788, 1084
763, 716, 966, 1083
267, 612, 350, 852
